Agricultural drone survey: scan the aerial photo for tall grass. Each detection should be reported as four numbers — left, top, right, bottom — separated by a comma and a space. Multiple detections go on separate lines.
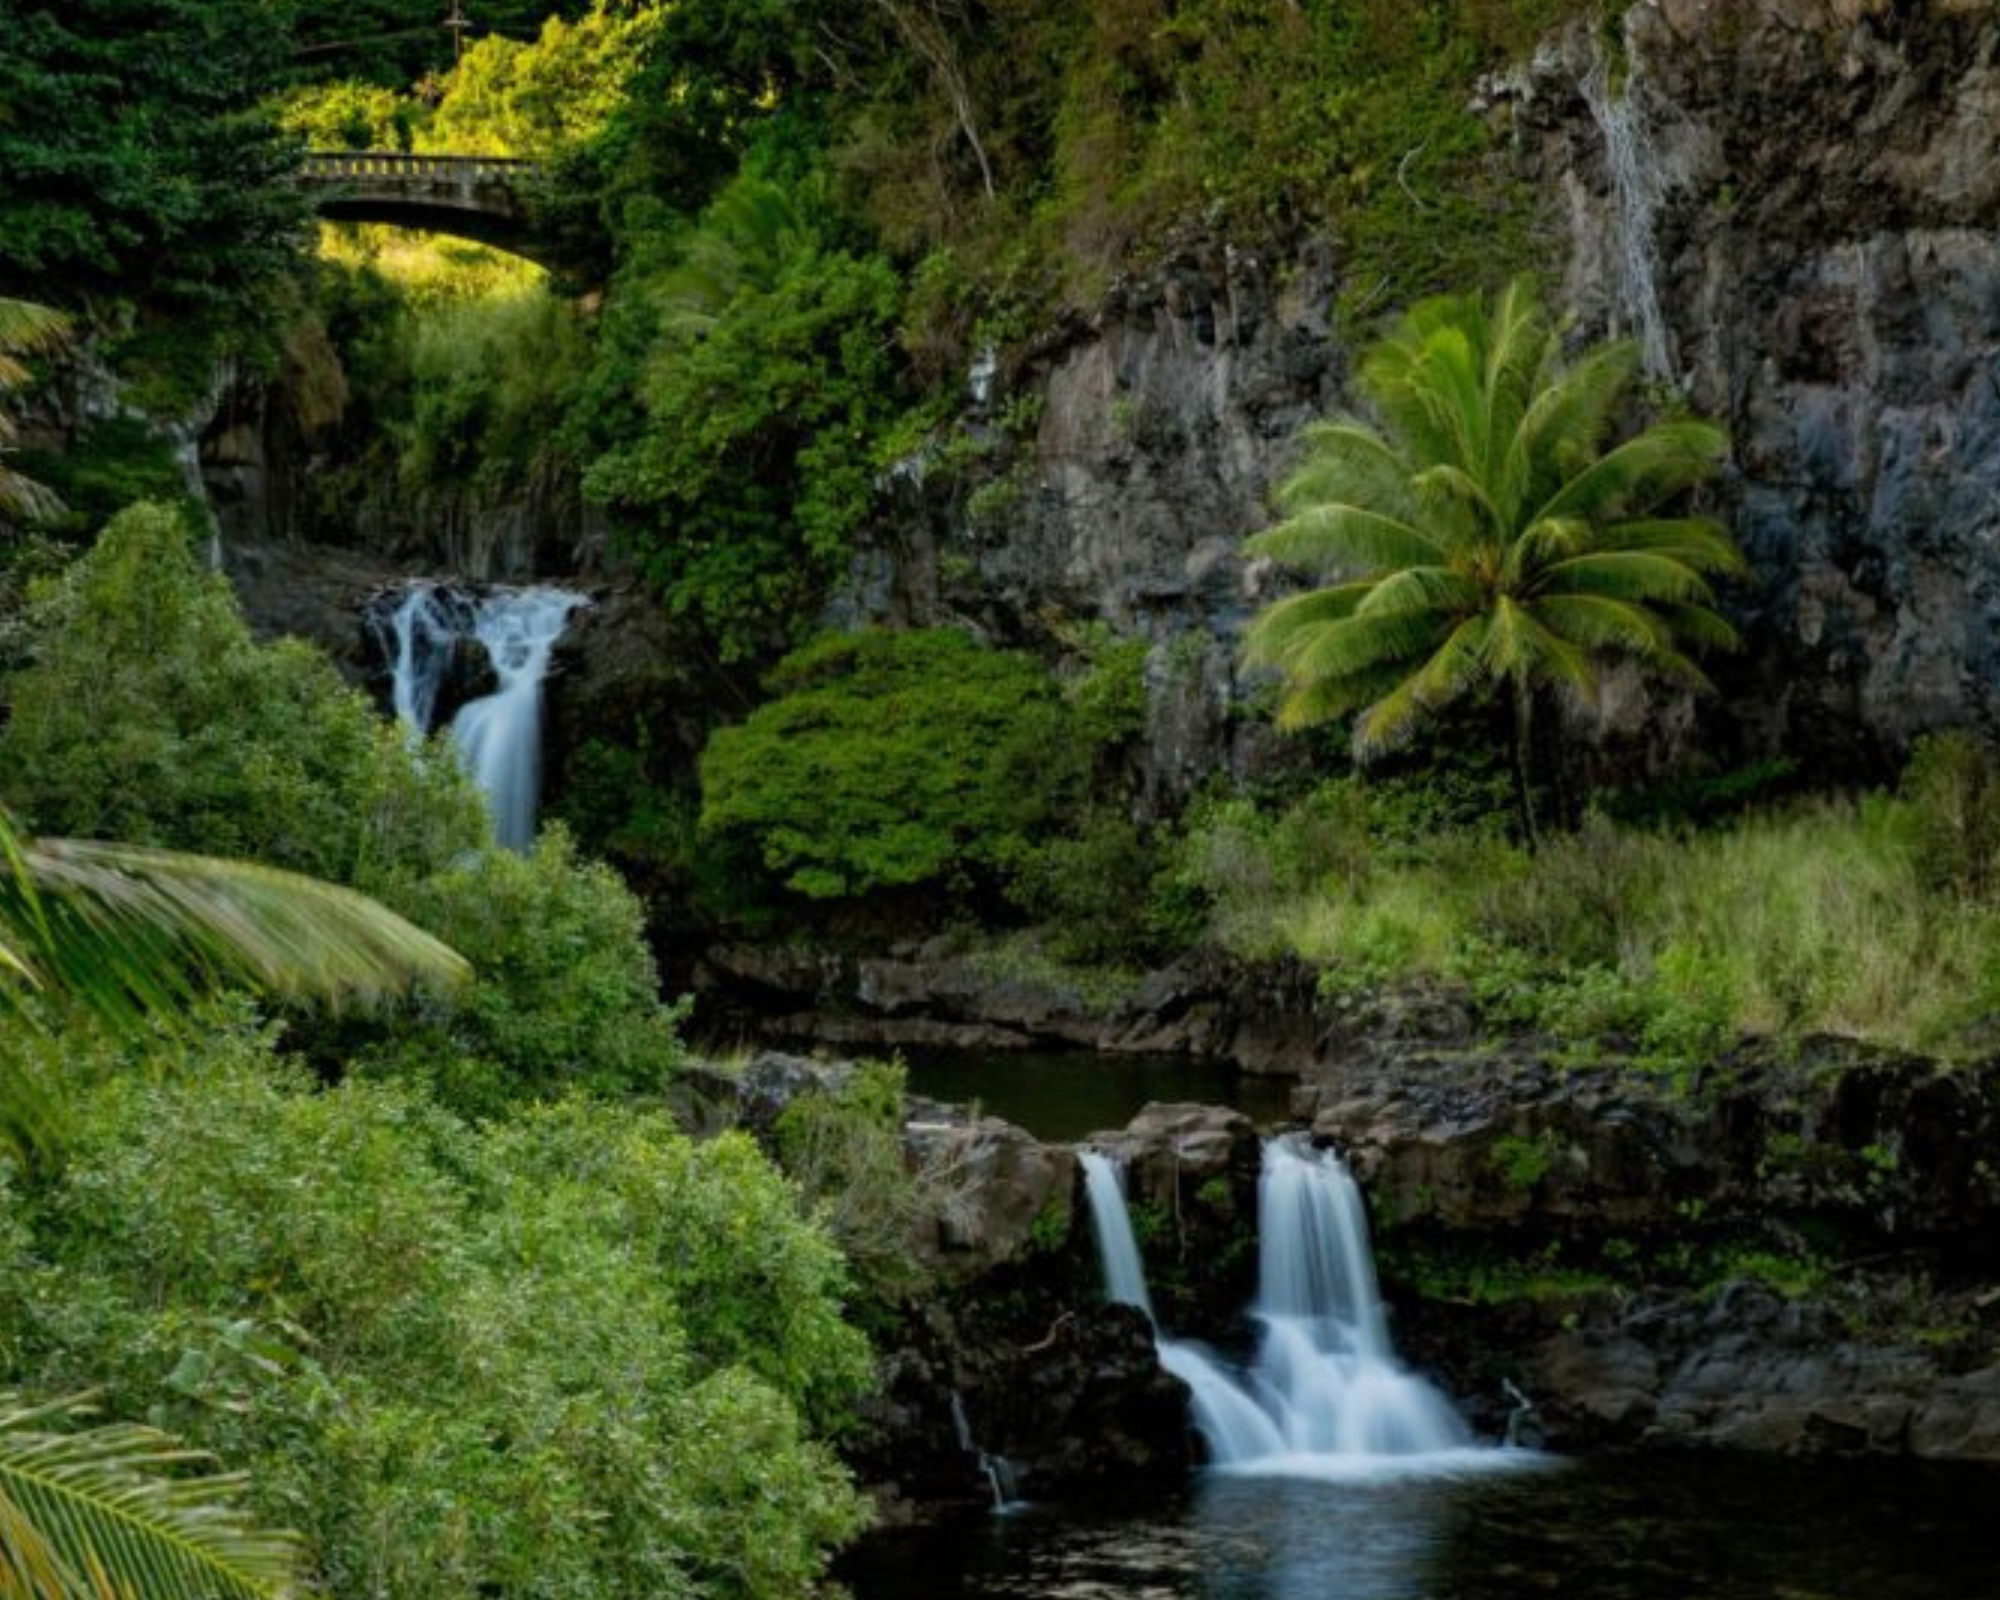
1189, 785, 2000, 1059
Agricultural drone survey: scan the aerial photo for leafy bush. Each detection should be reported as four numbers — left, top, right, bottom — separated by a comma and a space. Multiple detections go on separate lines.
0, 503, 486, 887
274, 80, 419, 150
1008, 809, 1183, 967
578, 169, 910, 661
5, 1031, 870, 1600
360, 828, 686, 1116
698, 628, 1067, 901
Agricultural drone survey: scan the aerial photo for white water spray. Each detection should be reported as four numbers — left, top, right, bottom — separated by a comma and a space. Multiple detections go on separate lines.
376, 583, 586, 851
1581, 48, 1674, 382
1081, 1140, 1511, 1479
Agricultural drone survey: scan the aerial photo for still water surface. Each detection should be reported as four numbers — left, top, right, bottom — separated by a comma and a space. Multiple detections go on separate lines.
901, 1049, 1294, 1142
842, 1455, 2000, 1599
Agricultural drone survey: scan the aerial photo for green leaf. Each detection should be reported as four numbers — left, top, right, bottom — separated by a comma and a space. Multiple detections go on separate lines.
0, 1392, 301, 1600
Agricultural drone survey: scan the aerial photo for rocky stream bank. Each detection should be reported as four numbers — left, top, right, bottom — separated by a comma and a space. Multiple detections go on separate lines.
680, 963, 2000, 1518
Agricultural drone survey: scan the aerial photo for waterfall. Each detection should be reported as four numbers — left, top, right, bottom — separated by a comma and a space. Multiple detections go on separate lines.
1581, 49, 1674, 383
374, 585, 473, 739
375, 583, 587, 851
1081, 1151, 1157, 1321
1081, 1139, 1508, 1479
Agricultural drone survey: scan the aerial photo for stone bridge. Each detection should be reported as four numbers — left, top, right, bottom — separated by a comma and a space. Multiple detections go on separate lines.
300, 152, 567, 270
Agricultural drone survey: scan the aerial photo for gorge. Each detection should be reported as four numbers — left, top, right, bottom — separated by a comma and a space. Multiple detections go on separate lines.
6, 2, 2000, 1599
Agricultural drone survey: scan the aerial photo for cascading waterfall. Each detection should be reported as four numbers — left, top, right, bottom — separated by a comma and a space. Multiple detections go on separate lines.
375, 585, 473, 738
1082, 1140, 1509, 1479
376, 583, 587, 851
1580, 48, 1674, 383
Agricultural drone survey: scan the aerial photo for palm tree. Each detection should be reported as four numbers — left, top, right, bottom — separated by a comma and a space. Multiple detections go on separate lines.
1243, 276, 1743, 842
0, 298, 70, 525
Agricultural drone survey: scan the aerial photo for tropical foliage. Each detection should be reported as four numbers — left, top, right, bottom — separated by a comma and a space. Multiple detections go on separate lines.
0, 1391, 301, 1600
0, 1, 304, 328
4, 1042, 870, 1600
0, 301, 69, 526
1244, 275, 1741, 837
698, 627, 1146, 906
0, 503, 486, 889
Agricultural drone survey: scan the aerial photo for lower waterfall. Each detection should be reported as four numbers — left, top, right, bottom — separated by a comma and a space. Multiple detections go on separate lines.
1082, 1139, 1520, 1478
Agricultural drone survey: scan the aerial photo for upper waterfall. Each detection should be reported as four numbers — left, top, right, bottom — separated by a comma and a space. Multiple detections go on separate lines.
372, 582, 587, 851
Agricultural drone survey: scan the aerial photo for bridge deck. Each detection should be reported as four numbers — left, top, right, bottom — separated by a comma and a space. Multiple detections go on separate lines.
300, 152, 540, 185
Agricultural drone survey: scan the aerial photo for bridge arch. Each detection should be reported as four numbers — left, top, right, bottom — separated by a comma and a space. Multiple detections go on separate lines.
300, 152, 565, 271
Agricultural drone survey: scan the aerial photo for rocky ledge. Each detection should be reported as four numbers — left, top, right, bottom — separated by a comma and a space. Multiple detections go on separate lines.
681, 1027, 2000, 1521
1301, 1033, 2000, 1461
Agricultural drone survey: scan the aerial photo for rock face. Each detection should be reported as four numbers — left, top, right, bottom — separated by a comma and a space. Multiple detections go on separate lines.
831, 0, 2000, 786
845, 244, 1342, 805
1511, 0, 2000, 771
697, 940, 1324, 1070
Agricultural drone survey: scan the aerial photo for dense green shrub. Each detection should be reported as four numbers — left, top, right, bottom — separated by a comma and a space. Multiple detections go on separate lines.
0, 503, 486, 886
577, 169, 911, 661
359, 828, 686, 1116
4, 1028, 869, 1600
699, 628, 1069, 901
0, 0, 305, 324
1008, 810, 1185, 967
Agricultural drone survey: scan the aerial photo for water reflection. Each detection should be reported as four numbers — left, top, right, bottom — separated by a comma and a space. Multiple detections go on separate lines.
840, 1456, 2000, 1600
1192, 1473, 1470, 1600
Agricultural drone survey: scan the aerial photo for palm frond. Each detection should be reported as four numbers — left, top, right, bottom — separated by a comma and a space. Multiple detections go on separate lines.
1353, 615, 1491, 756
0, 298, 71, 528
0, 1392, 300, 1600
8, 836, 468, 1031
1654, 600, 1742, 655
1247, 502, 1447, 575
0, 809, 468, 1037
1241, 583, 1375, 669
1485, 597, 1595, 694
1277, 421, 1423, 525
1537, 551, 1719, 606
1599, 516, 1748, 575
1353, 565, 1478, 618
1507, 338, 1639, 509
1535, 418, 1729, 524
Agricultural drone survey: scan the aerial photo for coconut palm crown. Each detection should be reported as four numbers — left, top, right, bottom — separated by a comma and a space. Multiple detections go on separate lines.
1244, 276, 1743, 826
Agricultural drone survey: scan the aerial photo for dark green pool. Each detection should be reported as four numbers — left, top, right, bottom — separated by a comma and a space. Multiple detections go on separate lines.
900, 1048, 1296, 1141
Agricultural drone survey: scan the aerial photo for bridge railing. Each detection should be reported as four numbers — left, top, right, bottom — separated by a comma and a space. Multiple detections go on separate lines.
300, 152, 540, 186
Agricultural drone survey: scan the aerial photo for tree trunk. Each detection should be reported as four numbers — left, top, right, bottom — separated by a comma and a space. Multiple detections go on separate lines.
1510, 677, 1543, 851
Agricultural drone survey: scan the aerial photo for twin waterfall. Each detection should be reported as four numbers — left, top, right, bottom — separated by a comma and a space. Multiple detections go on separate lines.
1083, 1139, 1492, 1477
375, 584, 587, 851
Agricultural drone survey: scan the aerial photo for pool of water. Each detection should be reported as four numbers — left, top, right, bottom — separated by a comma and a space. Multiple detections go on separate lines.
840, 1454, 2000, 1599
900, 1049, 1296, 1142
